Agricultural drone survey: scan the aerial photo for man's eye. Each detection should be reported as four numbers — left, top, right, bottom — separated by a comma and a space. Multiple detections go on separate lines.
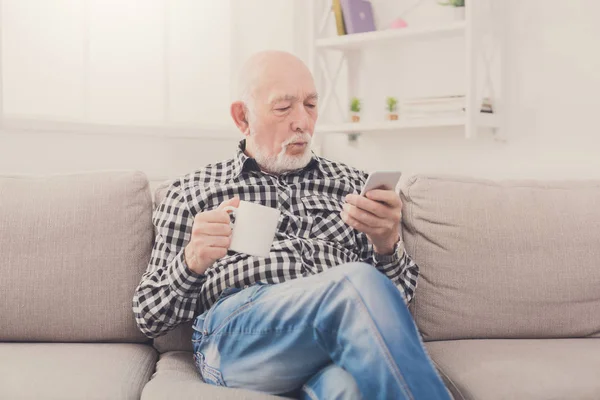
306, 104, 316, 109
276, 107, 290, 112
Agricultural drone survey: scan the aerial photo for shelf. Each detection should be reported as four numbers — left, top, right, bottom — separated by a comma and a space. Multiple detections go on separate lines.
315, 22, 466, 51
477, 113, 499, 128
316, 115, 467, 134
310, 0, 505, 140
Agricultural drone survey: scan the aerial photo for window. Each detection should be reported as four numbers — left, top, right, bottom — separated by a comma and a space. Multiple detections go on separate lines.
0, 0, 232, 131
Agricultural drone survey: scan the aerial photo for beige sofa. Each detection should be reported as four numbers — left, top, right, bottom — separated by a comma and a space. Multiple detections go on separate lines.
1, 170, 598, 399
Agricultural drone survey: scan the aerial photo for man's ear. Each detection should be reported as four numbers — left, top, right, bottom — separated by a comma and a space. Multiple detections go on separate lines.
231, 101, 250, 136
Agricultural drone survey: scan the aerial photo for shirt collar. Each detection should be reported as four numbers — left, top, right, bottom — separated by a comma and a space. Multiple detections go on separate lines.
232, 139, 324, 178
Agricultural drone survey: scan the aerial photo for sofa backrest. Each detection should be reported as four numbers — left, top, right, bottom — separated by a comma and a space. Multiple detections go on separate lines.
401, 175, 600, 341
0, 171, 153, 343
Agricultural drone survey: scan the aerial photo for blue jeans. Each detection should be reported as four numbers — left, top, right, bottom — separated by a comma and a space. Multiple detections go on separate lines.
191, 262, 450, 399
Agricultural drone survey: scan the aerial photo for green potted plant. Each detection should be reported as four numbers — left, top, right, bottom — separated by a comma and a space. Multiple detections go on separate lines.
386, 97, 399, 121
350, 97, 361, 122
439, 0, 465, 20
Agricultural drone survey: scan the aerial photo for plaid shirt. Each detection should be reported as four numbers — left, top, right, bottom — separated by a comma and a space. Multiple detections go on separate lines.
133, 140, 419, 338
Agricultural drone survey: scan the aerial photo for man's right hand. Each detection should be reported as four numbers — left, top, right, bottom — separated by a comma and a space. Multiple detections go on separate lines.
184, 197, 240, 275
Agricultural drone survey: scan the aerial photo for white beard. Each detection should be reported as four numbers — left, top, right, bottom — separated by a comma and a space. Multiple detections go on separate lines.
251, 132, 313, 175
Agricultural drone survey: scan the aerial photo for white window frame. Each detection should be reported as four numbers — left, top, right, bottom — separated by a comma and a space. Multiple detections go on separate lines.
0, 0, 238, 140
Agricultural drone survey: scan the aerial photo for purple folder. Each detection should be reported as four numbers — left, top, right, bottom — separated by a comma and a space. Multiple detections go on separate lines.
341, 0, 376, 34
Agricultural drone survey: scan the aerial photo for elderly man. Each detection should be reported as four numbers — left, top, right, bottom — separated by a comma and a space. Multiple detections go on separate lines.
133, 51, 449, 399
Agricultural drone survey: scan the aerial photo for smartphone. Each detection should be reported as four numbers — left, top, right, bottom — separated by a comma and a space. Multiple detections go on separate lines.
360, 171, 402, 196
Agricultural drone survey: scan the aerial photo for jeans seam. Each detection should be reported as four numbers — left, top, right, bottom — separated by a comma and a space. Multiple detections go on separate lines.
343, 276, 415, 400
302, 384, 319, 400
204, 367, 224, 385
410, 324, 450, 394
431, 359, 461, 400
210, 293, 340, 337
208, 299, 255, 335
210, 326, 338, 337
207, 285, 268, 335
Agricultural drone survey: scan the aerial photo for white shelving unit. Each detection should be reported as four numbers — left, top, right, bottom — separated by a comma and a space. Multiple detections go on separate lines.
308, 0, 506, 141
315, 21, 466, 50
318, 115, 466, 133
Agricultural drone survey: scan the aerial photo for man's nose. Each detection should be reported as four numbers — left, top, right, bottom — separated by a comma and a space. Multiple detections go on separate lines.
290, 106, 310, 132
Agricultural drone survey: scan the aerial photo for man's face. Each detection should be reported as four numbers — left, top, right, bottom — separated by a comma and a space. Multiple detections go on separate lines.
246, 66, 319, 174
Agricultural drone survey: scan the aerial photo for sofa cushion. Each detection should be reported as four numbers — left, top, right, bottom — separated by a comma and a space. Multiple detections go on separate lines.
0, 343, 157, 400
427, 339, 600, 400
0, 171, 154, 342
401, 175, 600, 341
153, 321, 194, 353
141, 351, 284, 400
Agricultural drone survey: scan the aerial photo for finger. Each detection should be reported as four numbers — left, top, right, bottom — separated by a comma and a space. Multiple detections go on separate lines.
202, 246, 228, 260
218, 196, 240, 210
194, 221, 232, 237
199, 209, 232, 224
364, 190, 401, 207
199, 235, 231, 248
345, 193, 395, 219
342, 203, 386, 228
341, 210, 375, 235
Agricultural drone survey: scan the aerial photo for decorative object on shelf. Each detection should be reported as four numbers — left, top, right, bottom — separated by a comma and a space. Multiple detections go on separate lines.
480, 97, 494, 114
388, 0, 426, 30
438, 0, 465, 21
332, 0, 347, 35
340, 0, 376, 34
439, 0, 465, 5
386, 97, 399, 120
389, 18, 408, 29
350, 97, 362, 122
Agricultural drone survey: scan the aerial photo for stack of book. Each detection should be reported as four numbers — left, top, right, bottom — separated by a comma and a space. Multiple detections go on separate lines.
333, 0, 377, 35
399, 95, 466, 119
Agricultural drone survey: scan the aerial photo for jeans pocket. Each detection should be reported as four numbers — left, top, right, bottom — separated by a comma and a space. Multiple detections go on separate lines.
246, 282, 268, 303
193, 351, 226, 387
192, 312, 208, 340
219, 286, 243, 301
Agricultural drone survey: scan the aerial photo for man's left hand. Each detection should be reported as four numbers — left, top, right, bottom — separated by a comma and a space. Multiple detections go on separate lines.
342, 190, 402, 255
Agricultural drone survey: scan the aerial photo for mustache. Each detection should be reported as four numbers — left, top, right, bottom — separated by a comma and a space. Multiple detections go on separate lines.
282, 133, 312, 147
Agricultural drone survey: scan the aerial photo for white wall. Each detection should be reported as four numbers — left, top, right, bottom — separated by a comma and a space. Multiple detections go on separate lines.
321, 0, 600, 181
229, 0, 310, 96
0, 0, 240, 191
0, 0, 309, 191
2, 0, 232, 125
2, 0, 600, 190
0, 128, 240, 191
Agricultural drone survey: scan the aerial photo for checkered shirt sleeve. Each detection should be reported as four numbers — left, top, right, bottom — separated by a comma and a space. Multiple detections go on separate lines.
132, 181, 204, 338
372, 247, 419, 303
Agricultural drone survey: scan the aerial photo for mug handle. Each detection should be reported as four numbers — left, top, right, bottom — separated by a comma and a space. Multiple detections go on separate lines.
223, 206, 236, 228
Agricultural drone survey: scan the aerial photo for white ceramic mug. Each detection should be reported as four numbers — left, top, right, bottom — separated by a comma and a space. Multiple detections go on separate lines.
223, 201, 280, 258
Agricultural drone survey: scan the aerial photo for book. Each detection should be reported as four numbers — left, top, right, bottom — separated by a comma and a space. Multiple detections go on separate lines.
340, 0, 376, 34
332, 0, 347, 36
400, 95, 466, 117
401, 95, 465, 104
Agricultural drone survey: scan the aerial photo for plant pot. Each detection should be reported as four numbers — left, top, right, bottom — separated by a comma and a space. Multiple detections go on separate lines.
454, 7, 465, 21
387, 113, 399, 121
351, 114, 361, 123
